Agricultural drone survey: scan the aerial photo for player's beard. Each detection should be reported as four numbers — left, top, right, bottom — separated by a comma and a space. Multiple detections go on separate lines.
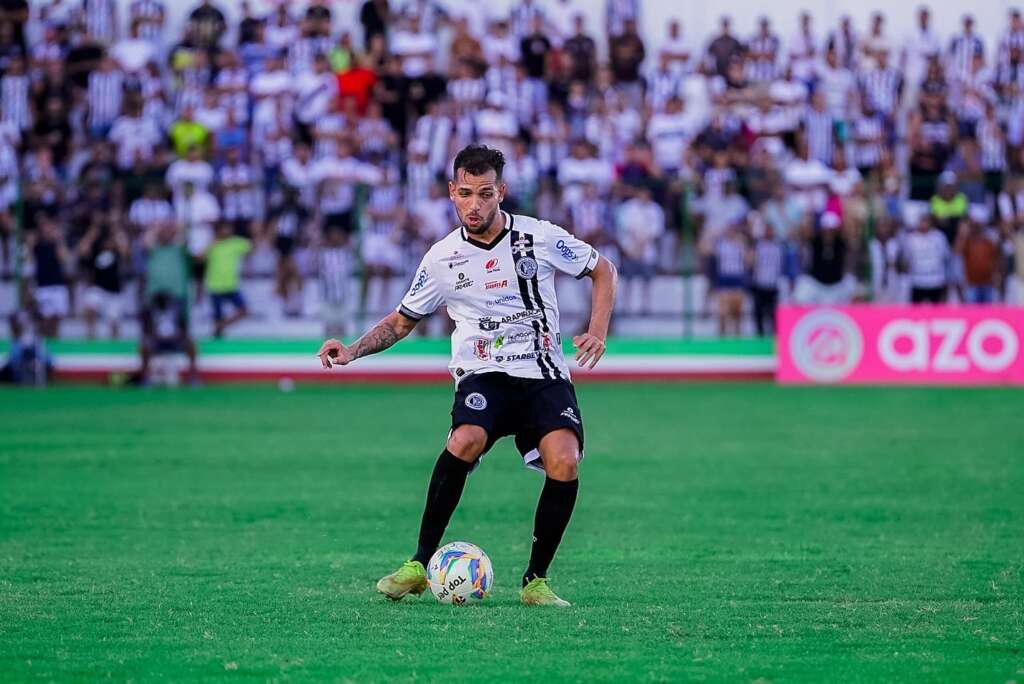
461, 205, 500, 235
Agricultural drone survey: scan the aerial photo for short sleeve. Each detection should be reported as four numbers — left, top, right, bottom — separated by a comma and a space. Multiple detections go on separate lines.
542, 222, 600, 279
397, 254, 443, 320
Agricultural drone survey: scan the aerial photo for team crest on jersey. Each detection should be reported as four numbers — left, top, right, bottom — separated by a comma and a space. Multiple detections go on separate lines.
515, 257, 538, 279
465, 392, 488, 410
473, 338, 490, 360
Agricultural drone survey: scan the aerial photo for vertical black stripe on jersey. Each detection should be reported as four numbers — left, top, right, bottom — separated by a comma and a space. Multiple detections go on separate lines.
510, 227, 553, 380
519, 232, 563, 380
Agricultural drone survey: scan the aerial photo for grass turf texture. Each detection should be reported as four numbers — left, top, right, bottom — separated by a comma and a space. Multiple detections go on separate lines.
1, 384, 1022, 682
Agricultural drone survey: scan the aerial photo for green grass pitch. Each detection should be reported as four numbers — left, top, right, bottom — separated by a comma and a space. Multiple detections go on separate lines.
1, 383, 1022, 682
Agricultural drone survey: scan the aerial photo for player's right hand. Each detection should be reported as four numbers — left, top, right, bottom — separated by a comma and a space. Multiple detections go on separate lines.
317, 338, 353, 368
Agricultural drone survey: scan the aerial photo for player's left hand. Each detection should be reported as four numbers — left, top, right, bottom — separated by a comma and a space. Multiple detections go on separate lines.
572, 333, 606, 369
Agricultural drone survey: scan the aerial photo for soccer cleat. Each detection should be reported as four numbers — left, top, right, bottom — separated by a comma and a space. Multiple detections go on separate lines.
520, 578, 571, 607
376, 560, 428, 601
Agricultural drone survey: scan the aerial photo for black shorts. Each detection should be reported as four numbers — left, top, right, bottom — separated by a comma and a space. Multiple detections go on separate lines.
451, 371, 584, 472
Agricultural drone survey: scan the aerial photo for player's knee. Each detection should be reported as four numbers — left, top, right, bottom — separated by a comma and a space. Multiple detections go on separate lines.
447, 425, 488, 463
543, 448, 579, 481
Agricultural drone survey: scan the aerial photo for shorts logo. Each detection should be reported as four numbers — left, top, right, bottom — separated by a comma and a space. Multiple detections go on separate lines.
515, 257, 538, 279
555, 239, 577, 262
560, 407, 580, 425
493, 335, 505, 350
473, 338, 490, 360
465, 392, 488, 410
542, 333, 553, 351
410, 268, 428, 294
485, 258, 501, 273
485, 279, 508, 290
478, 309, 543, 331
789, 309, 864, 383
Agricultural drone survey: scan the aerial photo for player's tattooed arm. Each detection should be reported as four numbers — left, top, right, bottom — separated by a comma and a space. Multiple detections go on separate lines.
317, 312, 417, 368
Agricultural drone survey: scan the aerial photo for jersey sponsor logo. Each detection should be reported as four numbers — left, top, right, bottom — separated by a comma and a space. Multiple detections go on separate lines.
560, 407, 581, 425
473, 338, 490, 360
493, 335, 505, 350
485, 258, 501, 273
495, 352, 538, 363
454, 272, 474, 290
554, 239, 578, 262
512, 236, 530, 256
486, 294, 518, 307
478, 308, 543, 331
465, 392, 488, 410
515, 256, 538, 279
447, 259, 469, 269
485, 279, 508, 290
410, 268, 428, 294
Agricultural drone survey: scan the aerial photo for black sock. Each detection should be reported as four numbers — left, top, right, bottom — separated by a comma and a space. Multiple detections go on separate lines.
411, 449, 473, 566
523, 477, 579, 585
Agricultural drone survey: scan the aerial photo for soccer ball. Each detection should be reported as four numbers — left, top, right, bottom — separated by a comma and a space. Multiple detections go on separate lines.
427, 541, 493, 604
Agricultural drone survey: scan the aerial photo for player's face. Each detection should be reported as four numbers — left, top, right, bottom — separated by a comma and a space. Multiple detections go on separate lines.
449, 169, 506, 235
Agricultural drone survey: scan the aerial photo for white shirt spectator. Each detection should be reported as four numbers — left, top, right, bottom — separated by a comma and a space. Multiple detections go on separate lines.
902, 228, 950, 289
391, 28, 437, 78
617, 197, 665, 263
110, 37, 156, 73
557, 154, 614, 206
166, 158, 215, 197
174, 189, 220, 256
108, 114, 161, 169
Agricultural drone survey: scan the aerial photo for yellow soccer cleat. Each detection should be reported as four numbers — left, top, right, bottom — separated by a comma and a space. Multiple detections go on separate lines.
520, 577, 571, 607
376, 560, 429, 601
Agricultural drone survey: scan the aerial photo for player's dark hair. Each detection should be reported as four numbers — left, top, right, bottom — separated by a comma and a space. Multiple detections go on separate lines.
452, 144, 505, 181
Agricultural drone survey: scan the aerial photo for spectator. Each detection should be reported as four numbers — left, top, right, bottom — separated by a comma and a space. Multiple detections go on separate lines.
868, 216, 904, 303
608, 19, 645, 95
616, 186, 664, 314
77, 221, 129, 339
956, 207, 1002, 303
706, 16, 744, 78
138, 291, 199, 384
713, 224, 747, 336
564, 14, 597, 86
930, 170, 968, 244
204, 221, 251, 337
749, 217, 783, 336
901, 212, 950, 303
27, 214, 71, 338
794, 212, 854, 305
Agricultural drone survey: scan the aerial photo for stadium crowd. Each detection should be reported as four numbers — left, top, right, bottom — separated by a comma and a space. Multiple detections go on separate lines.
2, 0, 1024, 345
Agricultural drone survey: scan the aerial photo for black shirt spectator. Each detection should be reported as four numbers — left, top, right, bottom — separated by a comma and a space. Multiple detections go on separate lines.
809, 229, 847, 286
520, 27, 551, 80
188, 0, 226, 50
0, 0, 29, 53
564, 19, 597, 84
707, 17, 744, 77
360, 0, 390, 52
609, 20, 645, 84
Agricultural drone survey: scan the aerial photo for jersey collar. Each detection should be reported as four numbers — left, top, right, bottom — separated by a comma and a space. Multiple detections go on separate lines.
460, 212, 512, 251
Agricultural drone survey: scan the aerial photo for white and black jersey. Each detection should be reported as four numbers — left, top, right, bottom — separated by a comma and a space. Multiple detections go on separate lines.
448, 78, 486, 107
747, 34, 779, 83
860, 66, 902, 117
977, 117, 1007, 172
646, 69, 680, 112
0, 73, 31, 131
128, 196, 173, 229
130, 0, 165, 43
83, 0, 117, 42
218, 163, 257, 220
398, 213, 600, 382
948, 33, 984, 82
87, 69, 124, 128
803, 108, 834, 165
751, 238, 783, 289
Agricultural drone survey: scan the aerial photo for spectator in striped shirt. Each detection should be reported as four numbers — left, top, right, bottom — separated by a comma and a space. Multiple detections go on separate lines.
947, 15, 984, 83
747, 17, 779, 84
748, 217, 783, 336
87, 55, 123, 139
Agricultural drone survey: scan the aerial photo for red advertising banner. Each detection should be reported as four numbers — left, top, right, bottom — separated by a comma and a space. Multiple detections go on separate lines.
777, 306, 1024, 385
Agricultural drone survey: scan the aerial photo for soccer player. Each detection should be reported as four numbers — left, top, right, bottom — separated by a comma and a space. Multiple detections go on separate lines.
318, 144, 617, 606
